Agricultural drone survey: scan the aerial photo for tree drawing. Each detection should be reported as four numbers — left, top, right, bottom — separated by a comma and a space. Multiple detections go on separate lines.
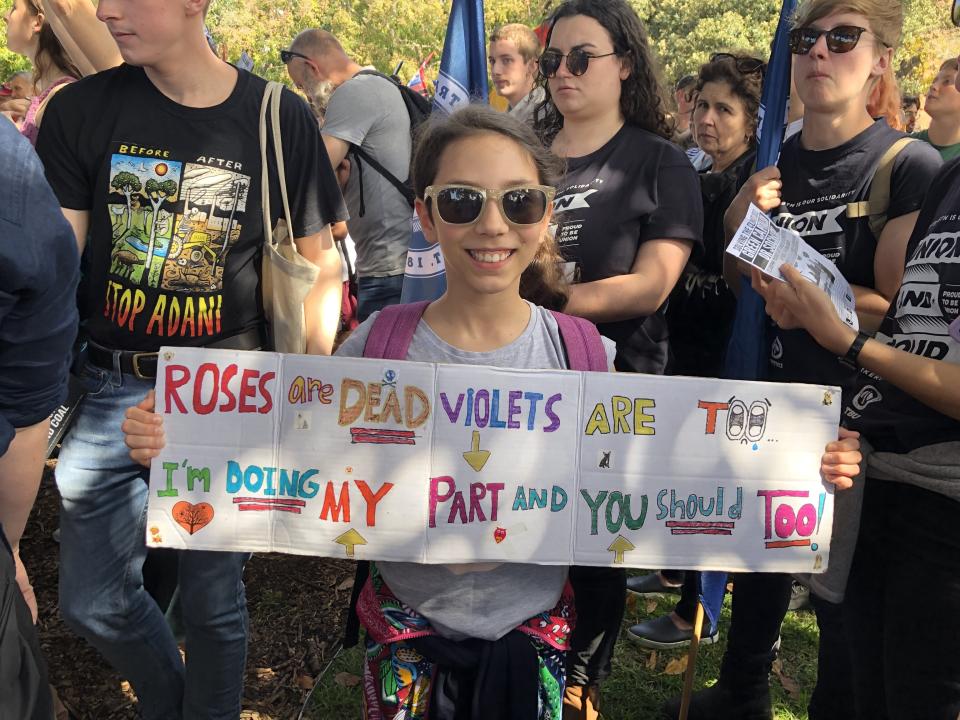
142, 178, 179, 285
110, 171, 142, 231
173, 501, 214, 535
210, 177, 249, 279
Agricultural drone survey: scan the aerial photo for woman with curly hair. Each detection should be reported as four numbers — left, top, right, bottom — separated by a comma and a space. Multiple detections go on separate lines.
533, 1, 703, 716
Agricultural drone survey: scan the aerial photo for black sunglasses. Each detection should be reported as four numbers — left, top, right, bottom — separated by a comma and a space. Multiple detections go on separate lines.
280, 49, 311, 65
710, 53, 766, 77
424, 185, 555, 226
788, 25, 875, 55
539, 48, 618, 78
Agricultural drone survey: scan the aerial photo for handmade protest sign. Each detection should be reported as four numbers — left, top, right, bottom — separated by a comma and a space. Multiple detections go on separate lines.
146, 347, 840, 574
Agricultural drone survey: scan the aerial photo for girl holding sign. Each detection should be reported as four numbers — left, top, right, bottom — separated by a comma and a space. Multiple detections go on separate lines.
124, 105, 618, 720
672, 0, 943, 718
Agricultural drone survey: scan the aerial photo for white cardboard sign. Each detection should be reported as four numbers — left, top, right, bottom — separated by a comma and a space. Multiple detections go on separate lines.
146, 347, 840, 574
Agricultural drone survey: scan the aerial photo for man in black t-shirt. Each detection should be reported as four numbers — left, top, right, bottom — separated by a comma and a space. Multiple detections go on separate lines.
34, 1, 346, 717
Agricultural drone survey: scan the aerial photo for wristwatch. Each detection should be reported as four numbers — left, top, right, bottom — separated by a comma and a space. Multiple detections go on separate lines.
839, 331, 870, 369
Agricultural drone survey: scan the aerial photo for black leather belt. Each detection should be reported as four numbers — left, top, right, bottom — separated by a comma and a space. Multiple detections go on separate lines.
86, 327, 265, 380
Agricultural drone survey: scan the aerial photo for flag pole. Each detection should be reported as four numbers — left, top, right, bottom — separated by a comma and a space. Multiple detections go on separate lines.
679, 601, 706, 720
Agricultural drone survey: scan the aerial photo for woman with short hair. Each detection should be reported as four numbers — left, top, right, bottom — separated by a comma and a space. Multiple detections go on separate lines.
663, 1, 942, 718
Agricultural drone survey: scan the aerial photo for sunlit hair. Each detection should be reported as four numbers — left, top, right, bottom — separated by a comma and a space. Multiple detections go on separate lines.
533, 0, 672, 144
940, 57, 960, 73
792, 0, 904, 53
695, 53, 766, 140
867, 65, 903, 129
25, 0, 80, 87
411, 105, 570, 310
489, 23, 541, 64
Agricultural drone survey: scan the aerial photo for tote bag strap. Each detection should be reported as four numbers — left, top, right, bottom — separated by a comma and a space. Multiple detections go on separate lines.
259, 81, 296, 249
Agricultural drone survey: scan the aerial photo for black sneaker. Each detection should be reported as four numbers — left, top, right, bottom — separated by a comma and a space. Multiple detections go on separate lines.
626, 572, 682, 596
627, 614, 719, 650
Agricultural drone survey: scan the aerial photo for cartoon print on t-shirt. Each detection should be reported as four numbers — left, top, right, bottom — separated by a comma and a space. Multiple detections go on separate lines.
104, 146, 252, 340
107, 155, 249, 294
162, 163, 248, 292
107, 154, 182, 287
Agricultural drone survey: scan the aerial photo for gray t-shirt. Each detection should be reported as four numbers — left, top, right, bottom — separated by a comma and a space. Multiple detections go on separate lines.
336, 302, 616, 640
507, 86, 545, 127
323, 71, 412, 278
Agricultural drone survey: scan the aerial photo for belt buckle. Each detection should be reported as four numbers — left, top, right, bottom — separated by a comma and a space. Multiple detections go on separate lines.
131, 352, 158, 380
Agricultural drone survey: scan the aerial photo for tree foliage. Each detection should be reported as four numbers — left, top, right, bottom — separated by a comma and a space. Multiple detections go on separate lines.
628, 0, 954, 101
0, 0, 954, 105
205, 0, 548, 85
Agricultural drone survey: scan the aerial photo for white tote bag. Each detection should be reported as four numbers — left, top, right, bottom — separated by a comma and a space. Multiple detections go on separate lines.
259, 81, 319, 354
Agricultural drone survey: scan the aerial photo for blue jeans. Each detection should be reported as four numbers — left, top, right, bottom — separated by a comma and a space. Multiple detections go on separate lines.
56, 358, 248, 720
357, 273, 404, 322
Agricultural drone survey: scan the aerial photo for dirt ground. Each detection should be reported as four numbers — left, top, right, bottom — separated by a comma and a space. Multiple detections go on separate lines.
21, 470, 356, 720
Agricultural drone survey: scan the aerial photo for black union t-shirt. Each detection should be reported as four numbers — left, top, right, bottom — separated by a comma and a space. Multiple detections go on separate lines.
553, 124, 703, 374
843, 157, 960, 453
767, 119, 941, 388
36, 64, 347, 352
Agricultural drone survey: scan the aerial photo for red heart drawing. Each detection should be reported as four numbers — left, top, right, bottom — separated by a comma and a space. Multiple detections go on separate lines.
494, 527, 507, 544
172, 501, 215, 535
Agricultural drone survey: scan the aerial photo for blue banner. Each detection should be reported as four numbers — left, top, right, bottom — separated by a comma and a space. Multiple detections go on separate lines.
701, 0, 798, 628
402, 0, 485, 301
399, 210, 447, 302
432, 0, 488, 115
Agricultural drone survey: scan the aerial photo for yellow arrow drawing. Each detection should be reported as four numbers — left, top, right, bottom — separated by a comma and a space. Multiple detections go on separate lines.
334, 528, 368, 558
462, 430, 491, 472
607, 535, 636, 564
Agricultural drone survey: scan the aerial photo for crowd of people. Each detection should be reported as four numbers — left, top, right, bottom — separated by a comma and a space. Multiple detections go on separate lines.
2, 0, 959, 719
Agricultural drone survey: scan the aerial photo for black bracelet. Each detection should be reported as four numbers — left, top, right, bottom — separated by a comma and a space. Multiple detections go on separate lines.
839, 331, 870, 369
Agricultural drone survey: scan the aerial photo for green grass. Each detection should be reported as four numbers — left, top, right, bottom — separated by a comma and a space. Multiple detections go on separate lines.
305, 578, 820, 720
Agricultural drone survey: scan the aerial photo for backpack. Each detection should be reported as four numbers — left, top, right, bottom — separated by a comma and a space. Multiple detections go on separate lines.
342, 301, 608, 647
845, 137, 918, 239
349, 70, 431, 214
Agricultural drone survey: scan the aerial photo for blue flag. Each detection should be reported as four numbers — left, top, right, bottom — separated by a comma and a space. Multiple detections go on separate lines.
401, 0, 486, 302
433, 0, 488, 115
399, 211, 447, 302
700, 0, 798, 630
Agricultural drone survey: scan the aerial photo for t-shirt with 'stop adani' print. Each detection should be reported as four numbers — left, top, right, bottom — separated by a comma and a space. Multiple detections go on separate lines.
36, 64, 347, 352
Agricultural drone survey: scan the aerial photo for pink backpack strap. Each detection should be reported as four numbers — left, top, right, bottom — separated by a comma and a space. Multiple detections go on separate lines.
362, 301, 431, 359
549, 311, 608, 372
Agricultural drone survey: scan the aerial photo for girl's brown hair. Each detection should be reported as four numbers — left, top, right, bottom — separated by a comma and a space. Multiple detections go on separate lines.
411, 104, 570, 310
26, 0, 81, 87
